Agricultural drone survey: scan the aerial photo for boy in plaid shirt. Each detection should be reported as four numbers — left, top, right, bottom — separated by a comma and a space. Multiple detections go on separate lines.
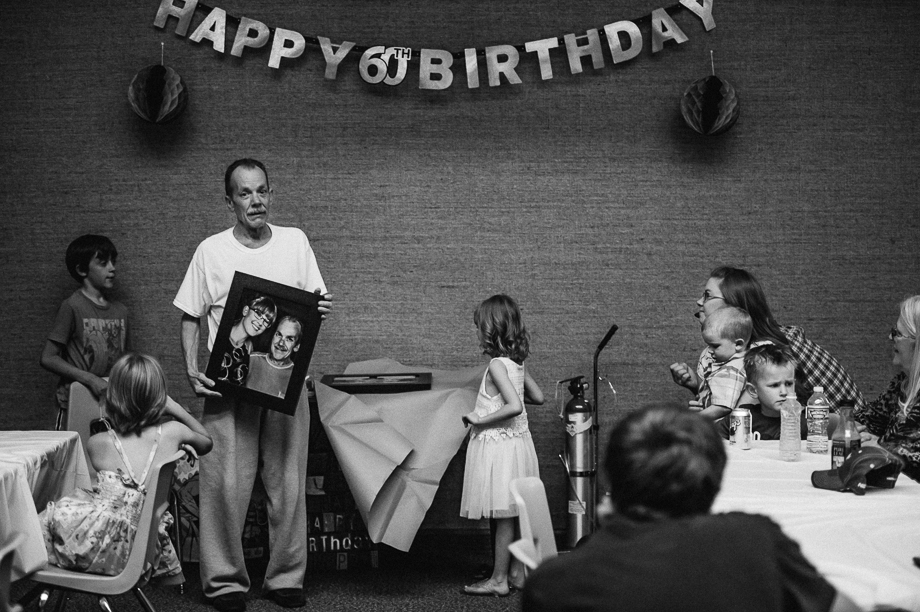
691, 306, 752, 420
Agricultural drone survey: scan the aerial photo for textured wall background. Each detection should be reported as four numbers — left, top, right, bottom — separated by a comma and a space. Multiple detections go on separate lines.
1, 0, 918, 532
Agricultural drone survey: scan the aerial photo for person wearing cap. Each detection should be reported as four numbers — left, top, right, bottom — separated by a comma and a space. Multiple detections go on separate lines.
523, 405, 860, 612
855, 295, 920, 481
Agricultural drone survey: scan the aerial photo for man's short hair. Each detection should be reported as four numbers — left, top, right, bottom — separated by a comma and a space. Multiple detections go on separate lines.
744, 343, 797, 384
225, 158, 269, 197
276, 315, 303, 343
703, 306, 752, 344
65, 234, 117, 283
604, 406, 726, 520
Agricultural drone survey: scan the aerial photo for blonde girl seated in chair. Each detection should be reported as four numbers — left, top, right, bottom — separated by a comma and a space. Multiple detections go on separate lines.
40, 353, 212, 579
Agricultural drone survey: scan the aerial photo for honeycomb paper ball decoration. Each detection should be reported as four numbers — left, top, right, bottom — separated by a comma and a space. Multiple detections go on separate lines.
680, 75, 739, 136
128, 65, 188, 123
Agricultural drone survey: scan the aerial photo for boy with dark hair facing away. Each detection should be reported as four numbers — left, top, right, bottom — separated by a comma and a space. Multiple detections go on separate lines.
691, 306, 752, 420
523, 405, 859, 612
719, 343, 808, 440
40, 234, 128, 429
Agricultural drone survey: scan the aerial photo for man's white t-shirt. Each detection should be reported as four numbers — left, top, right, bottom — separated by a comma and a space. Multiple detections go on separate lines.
173, 224, 326, 350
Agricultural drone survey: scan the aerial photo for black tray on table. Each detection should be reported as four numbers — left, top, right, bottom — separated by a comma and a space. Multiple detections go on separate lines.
320, 372, 432, 394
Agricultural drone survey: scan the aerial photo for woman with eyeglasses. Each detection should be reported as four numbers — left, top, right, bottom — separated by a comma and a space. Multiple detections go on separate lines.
854, 296, 920, 480
670, 266, 866, 412
218, 295, 277, 385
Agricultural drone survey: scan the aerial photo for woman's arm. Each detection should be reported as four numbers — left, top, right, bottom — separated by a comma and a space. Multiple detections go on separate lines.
784, 326, 866, 411
853, 374, 901, 438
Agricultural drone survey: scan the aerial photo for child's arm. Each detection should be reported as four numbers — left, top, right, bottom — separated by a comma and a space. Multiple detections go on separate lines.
670, 361, 700, 392
163, 396, 213, 456
40, 339, 108, 398
523, 370, 545, 406
463, 360, 524, 426
695, 404, 732, 420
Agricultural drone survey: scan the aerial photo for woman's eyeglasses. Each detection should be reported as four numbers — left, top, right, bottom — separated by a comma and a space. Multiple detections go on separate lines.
701, 291, 725, 304
250, 310, 274, 326
889, 327, 915, 341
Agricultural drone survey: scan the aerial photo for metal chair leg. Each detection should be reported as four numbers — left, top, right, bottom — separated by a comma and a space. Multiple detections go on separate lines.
133, 587, 156, 612
170, 491, 182, 551
14, 584, 47, 609
50, 591, 68, 612
169, 488, 185, 597
38, 589, 51, 611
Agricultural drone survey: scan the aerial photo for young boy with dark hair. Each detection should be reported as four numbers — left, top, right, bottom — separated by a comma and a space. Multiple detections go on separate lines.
40, 234, 128, 429
523, 405, 859, 612
718, 343, 808, 440
691, 306, 752, 420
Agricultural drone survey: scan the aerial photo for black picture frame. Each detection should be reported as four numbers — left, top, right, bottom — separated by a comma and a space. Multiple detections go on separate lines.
205, 272, 322, 415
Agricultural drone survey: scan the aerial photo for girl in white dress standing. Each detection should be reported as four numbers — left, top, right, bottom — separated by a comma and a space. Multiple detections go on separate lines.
460, 294, 544, 597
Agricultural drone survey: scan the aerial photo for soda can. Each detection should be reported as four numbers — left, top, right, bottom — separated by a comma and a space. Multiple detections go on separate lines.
729, 407, 753, 449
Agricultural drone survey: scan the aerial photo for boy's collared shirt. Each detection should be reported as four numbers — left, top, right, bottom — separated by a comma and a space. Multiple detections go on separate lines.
697, 349, 747, 411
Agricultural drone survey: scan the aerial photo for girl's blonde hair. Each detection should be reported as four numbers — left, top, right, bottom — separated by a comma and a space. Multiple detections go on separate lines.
105, 353, 168, 436
473, 294, 530, 365
898, 296, 920, 404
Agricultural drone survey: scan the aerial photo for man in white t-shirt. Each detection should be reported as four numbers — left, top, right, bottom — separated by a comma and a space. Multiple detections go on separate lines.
174, 159, 332, 612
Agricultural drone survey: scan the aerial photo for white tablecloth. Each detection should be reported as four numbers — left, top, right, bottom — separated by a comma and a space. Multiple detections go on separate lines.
713, 441, 920, 610
0, 431, 91, 579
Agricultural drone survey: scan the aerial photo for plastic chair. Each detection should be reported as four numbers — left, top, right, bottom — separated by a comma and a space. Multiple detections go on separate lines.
508, 477, 558, 574
17, 451, 185, 612
1, 533, 26, 612
65, 382, 105, 481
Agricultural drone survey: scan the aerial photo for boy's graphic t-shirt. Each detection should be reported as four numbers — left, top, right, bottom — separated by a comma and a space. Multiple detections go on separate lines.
48, 290, 128, 407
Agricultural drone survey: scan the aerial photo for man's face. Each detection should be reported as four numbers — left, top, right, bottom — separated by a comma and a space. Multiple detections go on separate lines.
226, 166, 272, 233
747, 362, 796, 412
270, 320, 301, 364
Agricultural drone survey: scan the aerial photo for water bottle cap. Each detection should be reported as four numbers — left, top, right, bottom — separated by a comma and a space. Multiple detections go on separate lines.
813, 386, 824, 393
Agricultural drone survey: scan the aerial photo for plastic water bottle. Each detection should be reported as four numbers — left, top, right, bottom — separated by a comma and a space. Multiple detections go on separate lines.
805, 386, 830, 454
779, 399, 802, 461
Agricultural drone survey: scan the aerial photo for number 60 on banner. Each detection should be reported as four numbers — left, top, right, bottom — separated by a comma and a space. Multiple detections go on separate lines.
359, 46, 412, 86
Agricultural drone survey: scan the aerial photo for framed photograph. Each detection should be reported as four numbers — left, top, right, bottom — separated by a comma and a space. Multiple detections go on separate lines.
205, 272, 322, 415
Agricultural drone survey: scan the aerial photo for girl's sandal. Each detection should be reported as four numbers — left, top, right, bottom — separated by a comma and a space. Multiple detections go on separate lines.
463, 580, 511, 598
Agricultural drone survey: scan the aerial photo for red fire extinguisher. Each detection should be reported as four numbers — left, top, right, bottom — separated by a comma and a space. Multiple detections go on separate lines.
559, 375, 595, 548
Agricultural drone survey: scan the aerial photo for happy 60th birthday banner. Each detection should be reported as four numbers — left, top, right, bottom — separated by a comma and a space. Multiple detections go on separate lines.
154, 0, 715, 89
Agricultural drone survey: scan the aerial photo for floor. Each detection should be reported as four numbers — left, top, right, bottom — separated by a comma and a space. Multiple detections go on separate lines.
12, 532, 527, 612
